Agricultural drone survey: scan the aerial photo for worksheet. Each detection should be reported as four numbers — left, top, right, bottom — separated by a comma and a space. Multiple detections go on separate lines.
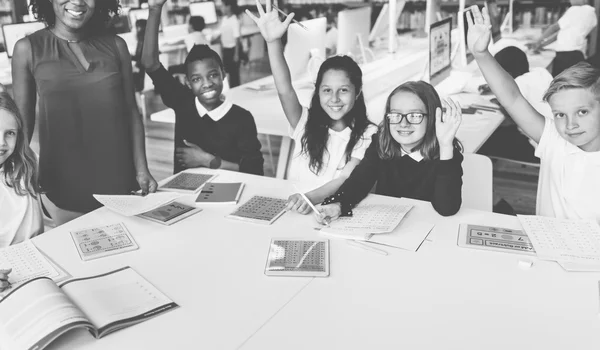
458, 224, 536, 256
93, 192, 183, 216
320, 204, 413, 239
0, 241, 70, 299
265, 239, 329, 277
70, 223, 139, 261
518, 215, 600, 266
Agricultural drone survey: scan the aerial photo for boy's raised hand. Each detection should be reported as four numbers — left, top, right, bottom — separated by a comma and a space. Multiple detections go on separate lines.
245, 0, 294, 43
147, 0, 167, 9
435, 98, 462, 148
466, 5, 492, 56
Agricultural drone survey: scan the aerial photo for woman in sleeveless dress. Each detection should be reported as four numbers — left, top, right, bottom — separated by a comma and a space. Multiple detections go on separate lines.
12, 0, 157, 226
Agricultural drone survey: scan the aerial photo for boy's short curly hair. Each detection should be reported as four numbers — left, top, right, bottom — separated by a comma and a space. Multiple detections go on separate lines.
544, 61, 600, 102
30, 0, 120, 30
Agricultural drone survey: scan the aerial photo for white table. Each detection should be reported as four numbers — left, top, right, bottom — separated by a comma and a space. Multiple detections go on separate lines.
31, 169, 600, 349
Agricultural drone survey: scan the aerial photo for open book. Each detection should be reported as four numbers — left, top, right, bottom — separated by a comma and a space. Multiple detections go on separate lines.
0, 267, 178, 350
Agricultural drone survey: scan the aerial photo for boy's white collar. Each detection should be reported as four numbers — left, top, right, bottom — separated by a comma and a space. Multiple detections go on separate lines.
195, 96, 232, 122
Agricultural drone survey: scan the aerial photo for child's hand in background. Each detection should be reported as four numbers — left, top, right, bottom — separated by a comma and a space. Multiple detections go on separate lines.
246, 0, 295, 43
436, 98, 462, 149
466, 5, 492, 56
176, 140, 215, 169
0, 268, 12, 293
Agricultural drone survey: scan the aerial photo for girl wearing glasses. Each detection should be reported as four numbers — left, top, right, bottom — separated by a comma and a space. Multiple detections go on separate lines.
315, 81, 464, 221
247, 1, 377, 215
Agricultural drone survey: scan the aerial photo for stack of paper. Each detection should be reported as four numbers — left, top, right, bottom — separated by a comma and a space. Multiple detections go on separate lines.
517, 215, 600, 271
93, 192, 183, 216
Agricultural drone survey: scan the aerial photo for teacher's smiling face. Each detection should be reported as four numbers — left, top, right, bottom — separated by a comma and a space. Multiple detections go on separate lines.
52, 0, 96, 31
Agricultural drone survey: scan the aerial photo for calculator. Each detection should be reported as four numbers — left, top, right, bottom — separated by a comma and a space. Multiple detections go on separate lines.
265, 239, 329, 277
158, 172, 217, 193
226, 195, 288, 225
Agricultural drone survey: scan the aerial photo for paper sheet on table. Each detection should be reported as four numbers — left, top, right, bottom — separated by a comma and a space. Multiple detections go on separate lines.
367, 220, 435, 252
93, 192, 183, 216
0, 241, 70, 299
517, 215, 600, 269
319, 204, 413, 239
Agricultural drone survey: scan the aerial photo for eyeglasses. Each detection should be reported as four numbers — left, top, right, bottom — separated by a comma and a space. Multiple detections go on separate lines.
385, 112, 427, 125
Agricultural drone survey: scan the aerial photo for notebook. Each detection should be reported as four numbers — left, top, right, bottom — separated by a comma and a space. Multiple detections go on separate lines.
158, 172, 217, 193
227, 196, 288, 225
195, 182, 245, 204
265, 239, 329, 277
0, 267, 178, 350
138, 201, 202, 225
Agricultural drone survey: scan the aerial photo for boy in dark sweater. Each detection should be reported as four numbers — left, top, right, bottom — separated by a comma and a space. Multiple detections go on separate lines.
142, 0, 264, 175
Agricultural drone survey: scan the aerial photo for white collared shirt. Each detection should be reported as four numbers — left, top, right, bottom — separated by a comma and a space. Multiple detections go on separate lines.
0, 173, 43, 248
400, 148, 424, 162
287, 107, 377, 188
195, 96, 233, 122
535, 119, 600, 223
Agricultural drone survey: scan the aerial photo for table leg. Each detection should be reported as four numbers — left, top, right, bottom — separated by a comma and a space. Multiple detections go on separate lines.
276, 136, 292, 179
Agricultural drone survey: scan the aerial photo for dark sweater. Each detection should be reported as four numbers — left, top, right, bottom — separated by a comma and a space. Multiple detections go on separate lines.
335, 134, 463, 216
147, 65, 264, 175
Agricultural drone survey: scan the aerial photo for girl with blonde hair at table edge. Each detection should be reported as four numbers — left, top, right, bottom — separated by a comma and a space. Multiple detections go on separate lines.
0, 89, 43, 250
247, 0, 378, 215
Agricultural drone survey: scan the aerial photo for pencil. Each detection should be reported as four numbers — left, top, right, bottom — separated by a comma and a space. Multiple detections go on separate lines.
272, 5, 308, 31
292, 185, 331, 225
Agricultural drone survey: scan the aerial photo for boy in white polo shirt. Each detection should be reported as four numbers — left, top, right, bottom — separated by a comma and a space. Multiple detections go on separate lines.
468, 6, 600, 223
529, 0, 597, 76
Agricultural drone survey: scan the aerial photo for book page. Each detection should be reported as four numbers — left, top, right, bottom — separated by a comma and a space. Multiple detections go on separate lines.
0, 278, 92, 350
60, 267, 178, 336
93, 192, 183, 216
0, 241, 70, 300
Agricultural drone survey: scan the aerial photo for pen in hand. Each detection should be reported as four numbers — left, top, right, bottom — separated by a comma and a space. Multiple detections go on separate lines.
292, 185, 331, 225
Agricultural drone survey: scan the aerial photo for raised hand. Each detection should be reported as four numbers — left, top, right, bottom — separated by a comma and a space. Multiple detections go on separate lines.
436, 98, 462, 149
245, 0, 294, 43
466, 5, 492, 55
147, 0, 167, 9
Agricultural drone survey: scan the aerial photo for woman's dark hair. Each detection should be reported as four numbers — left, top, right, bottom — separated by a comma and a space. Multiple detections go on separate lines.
378, 81, 462, 161
30, 0, 120, 32
302, 55, 372, 175
494, 46, 529, 79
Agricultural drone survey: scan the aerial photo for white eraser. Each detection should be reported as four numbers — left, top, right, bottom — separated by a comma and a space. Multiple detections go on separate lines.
518, 260, 534, 269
